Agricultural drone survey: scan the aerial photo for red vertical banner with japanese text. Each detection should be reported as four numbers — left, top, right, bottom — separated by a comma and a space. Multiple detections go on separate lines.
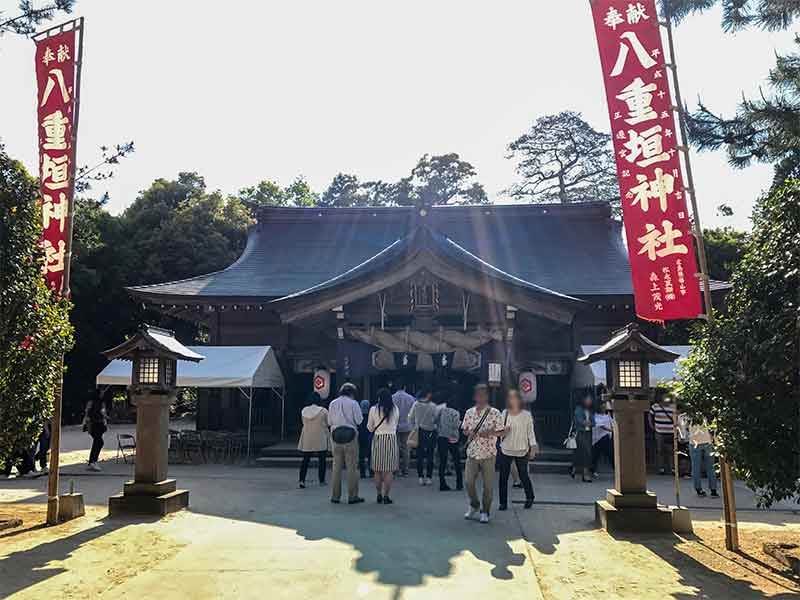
590, 0, 702, 321
35, 26, 79, 295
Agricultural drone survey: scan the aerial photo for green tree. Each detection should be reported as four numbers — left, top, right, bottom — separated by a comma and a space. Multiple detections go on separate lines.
238, 176, 318, 211
0, 146, 73, 465
506, 111, 619, 211
677, 180, 800, 507
703, 226, 748, 280
396, 153, 488, 206
665, 1, 800, 182
0, 0, 74, 36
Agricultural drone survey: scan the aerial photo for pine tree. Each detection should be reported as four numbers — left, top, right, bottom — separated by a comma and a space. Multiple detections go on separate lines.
678, 180, 800, 506
0, 145, 73, 468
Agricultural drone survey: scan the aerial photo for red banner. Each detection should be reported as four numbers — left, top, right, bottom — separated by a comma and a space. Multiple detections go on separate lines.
35, 27, 79, 295
590, 0, 702, 321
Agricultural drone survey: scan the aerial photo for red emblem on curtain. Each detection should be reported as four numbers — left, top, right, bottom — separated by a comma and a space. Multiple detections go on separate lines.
35, 29, 77, 295
590, 0, 702, 321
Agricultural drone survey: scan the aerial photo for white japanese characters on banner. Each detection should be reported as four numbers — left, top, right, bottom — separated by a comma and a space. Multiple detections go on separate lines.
35, 26, 80, 295
591, 0, 702, 321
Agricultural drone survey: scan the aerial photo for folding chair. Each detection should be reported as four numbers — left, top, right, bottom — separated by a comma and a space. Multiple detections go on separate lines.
116, 433, 136, 463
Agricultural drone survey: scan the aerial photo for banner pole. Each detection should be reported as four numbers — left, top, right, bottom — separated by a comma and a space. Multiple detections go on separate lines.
661, 7, 738, 551
45, 17, 85, 526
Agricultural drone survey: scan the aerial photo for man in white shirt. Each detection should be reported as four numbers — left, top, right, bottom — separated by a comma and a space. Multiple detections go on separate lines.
327, 383, 364, 504
461, 384, 503, 523
392, 381, 416, 476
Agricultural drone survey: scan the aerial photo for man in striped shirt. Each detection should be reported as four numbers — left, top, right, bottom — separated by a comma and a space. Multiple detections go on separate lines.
649, 389, 676, 475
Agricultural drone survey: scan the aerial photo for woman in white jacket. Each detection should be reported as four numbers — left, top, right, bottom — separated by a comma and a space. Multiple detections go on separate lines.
297, 393, 329, 488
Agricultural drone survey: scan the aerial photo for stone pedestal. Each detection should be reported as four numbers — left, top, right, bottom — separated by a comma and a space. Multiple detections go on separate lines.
57, 492, 85, 521
595, 397, 672, 533
109, 390, 189, 517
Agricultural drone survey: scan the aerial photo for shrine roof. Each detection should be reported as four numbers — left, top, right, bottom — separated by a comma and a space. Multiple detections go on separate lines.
126, 202, 727, 303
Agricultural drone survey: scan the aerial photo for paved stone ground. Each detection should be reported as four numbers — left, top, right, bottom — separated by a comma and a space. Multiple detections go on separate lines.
2, 427, 799, 599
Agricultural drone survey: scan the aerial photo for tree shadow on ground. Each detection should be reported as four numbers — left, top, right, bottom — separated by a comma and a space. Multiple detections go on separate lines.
615, 531, 800, 599
0, 515, 155, 598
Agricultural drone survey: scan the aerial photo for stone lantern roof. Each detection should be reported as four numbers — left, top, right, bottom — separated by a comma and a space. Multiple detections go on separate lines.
102, 325, 204, 362
577, 322, 680, 365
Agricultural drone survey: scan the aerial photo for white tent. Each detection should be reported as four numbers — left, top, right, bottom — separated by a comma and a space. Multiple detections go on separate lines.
96, 346, 285, 458
573, 345, 691, 388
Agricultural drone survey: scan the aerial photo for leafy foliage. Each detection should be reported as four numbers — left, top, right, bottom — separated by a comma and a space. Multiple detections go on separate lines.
665, 0, 800, 31
320, 153, 488, 207
677, 180, 800, 506
667, 2, 800, 182
0, 146, 73, 463
0, 0, 74, 36
238, 177, 318, 211
505, 111, 619, 212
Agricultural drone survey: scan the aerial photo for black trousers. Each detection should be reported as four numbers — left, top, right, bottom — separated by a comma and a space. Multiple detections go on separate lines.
416, 429, 436, 478
437, 437, 462, 488
299, 450, 327, 483
592, 435, 614, 473
89, 432, 104, 463
497, 451, 534, 506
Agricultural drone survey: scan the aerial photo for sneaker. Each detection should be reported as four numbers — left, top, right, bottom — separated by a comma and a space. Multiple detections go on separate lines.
464, 509, 480, 521
479, 512, 490, 524
299, 482, 306, 489
377, 494, 383, 504
87, 463, 101, 472
348, 496, 365, 505
419, 478, 425, 486
424, 478, 433, 486
330, 498, 340, 504
696, 488, 707, 497
512, 482, 523, 489
710, 489, 719, 498
382, 496, 393, 505
440, 483, 452, 492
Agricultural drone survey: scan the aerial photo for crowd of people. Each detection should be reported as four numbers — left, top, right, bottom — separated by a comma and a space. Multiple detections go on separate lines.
297, 380, 539, 523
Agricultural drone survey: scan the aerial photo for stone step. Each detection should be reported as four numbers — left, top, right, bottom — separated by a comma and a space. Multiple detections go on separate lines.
109, 488, 189, 517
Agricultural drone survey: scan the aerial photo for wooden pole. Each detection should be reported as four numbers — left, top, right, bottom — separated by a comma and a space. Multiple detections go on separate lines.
43, 17, 85, 526
661, 9, 738, 550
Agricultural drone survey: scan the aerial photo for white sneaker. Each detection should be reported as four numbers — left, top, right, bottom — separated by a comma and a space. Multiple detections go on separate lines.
424, 477, 432, 486
419, 477, 425, 486
479, 512, 490, 524
464, 509, 480, 521
87, 463, 101, 472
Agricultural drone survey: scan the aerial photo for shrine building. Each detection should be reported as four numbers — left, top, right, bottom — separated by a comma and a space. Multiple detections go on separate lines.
127, 202, 726, 446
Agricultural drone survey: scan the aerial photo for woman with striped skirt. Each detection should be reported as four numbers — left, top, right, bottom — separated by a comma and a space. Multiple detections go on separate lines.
368, 388, 399, 504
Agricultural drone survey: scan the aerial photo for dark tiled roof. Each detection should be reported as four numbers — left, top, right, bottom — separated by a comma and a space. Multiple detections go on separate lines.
128, 203, 637, 301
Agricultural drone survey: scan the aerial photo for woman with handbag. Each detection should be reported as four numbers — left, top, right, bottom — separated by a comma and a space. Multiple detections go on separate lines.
497, 390, 537, 510
571, 395, 595, 483
367, 388, 399, 504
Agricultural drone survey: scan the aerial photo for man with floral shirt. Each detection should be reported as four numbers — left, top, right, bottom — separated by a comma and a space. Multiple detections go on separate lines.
461, 384, 503, 523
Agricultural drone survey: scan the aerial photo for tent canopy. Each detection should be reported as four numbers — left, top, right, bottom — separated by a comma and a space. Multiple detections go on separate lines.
96, 346, 284, 389
573, 345, 690, 388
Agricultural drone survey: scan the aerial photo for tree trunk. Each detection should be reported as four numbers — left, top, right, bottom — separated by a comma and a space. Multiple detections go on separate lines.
558, 175, 568, 203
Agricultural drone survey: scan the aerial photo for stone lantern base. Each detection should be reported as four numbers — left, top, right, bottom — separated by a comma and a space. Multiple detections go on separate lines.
595, 489, 673, 533
109, 479, 188, 517
108, 390, 189, 518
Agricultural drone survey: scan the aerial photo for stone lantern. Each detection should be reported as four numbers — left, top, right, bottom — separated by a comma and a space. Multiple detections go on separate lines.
103, 325, 204, 517
578, 323, 678, 533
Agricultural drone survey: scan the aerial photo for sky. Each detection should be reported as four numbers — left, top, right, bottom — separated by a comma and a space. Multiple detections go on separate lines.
1, 1, 795, 230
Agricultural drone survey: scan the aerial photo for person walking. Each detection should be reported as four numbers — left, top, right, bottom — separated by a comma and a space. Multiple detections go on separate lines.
84, 399, 108, 472
368, 388, 399, 504
297, 392, 329, 488
408, 388, 438, 486
435, 393, 462, 492
649, 389, 676, 475
327, 383, 365, 504
682, 417, 718, 497
591, 402, 614, 477
497, 389, 537, 510
33, 420, 51, 473
358, 399, 373, 478
572, 395, 594, 483
392, 381, 416, 477
462, 384, 503, 524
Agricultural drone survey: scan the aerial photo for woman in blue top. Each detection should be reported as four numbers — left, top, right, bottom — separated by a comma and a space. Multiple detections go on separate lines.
572, 395, 595, 483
